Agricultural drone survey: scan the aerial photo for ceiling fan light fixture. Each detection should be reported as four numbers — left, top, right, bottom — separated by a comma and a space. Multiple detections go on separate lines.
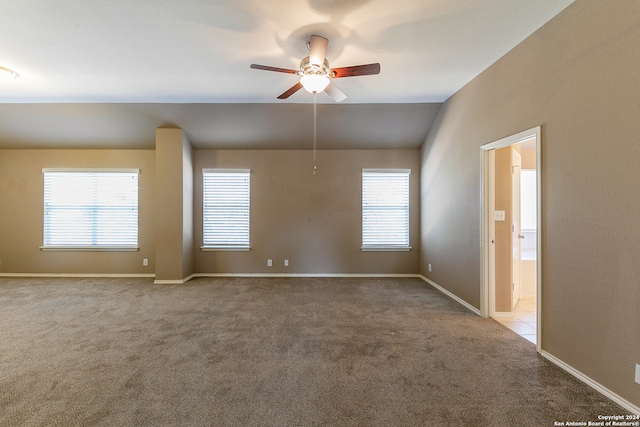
250, 36, 380, 100
300, 74, 330, 94
0, 66, 19, 81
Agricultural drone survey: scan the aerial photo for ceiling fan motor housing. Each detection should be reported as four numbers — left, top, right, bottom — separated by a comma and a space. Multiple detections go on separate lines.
300, 56, 331, 77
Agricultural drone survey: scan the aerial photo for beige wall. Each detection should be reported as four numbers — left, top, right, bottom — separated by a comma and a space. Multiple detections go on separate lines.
420, 0, 640, 407
0, 149, 155, 274
521, 147, 536, 170
155, 128, 194, 283
0, 146, 419, 277
194, 149, 420, 274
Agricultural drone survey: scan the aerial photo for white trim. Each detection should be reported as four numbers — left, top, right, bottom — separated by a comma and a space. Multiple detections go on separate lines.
419, 275, 482, 316
42, 168, 140, 173
202, 168, 250, 174
480, 127, 541, 151
153, 280, 185, 285
510, 148, 522, 311
202, 169, 251, 249
194, 273, 421, 278
154, 273, 196, 285
361, 246, 412, 252
42, 169, 140, 249
540, 350, 640, 416
362, 168, 411, 174
493, 311, 513, 318
0, 273, 154, 278
0, 272, 436, 281
40, 246, 139, 252
361, 169, 411, 248
201, 246, 251, 251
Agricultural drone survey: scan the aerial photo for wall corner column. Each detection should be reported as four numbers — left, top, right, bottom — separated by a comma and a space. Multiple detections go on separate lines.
155, 128, 194, 284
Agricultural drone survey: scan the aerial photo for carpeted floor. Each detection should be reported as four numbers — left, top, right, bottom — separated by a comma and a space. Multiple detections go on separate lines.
0, 277, 629, 426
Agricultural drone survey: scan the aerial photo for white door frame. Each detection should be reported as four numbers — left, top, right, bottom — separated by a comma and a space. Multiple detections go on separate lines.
511, 148, 522, 310
480, 126, 542, 352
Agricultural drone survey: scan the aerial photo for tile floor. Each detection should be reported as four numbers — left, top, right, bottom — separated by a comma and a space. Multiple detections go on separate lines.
494, 295, 537, 344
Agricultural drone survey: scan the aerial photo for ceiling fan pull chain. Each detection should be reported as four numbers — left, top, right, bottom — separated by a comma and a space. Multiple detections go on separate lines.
313, 93, 317, 175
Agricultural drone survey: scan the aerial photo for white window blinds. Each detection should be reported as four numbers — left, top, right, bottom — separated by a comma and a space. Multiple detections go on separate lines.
43, 169, 139, 249
202, 169, 250, 249
362, 169, 410, 249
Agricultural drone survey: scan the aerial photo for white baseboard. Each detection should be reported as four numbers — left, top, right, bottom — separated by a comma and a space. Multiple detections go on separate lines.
0, 273, 155, 278
154, 273, 196, 285
493, 311, 513, 318
193, 273, 421, 278
418, 275, 481, 316
1, 272, 422, 281
159, 272, 421, 283
539, 350, 640, 415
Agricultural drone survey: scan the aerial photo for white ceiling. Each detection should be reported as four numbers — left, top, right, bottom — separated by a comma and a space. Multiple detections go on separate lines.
0, 0, 574, 148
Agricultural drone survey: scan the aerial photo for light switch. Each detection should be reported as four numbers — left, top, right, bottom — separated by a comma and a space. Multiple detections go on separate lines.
494, 210, 506, 221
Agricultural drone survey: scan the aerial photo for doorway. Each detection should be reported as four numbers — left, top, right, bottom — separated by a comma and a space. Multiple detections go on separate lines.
480, 127, 541, 352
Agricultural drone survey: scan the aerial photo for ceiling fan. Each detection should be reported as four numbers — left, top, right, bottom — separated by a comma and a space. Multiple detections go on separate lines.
250, 35, 380, 102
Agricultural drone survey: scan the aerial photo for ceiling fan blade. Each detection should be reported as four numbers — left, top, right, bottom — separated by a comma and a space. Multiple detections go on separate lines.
309, 35, 328, 67
331, 63, 381, 78
250, 64, 299, 74
277, 82, 304, 99
324, 82, 347, 102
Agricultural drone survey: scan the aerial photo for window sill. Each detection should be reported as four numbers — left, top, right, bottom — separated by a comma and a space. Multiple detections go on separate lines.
201, 246, 251, 252
361, 246, 412, 252
40, 246, 139, 252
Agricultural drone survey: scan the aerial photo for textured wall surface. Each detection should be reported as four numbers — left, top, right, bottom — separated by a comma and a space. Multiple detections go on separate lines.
0, 149, 155, 274
420, 0, 640, 407
194, 149, 421, 275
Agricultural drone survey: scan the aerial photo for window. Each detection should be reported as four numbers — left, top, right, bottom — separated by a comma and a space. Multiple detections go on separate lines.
202, 169, 250, 250
362, 169, 411, 250
43, 169, 139, 250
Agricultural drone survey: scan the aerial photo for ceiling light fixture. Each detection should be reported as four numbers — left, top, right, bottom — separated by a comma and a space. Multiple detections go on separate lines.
0, 66, 19, 81
299, 54, 331, 94
251, 35, 379, 101
300, 74, 330, 94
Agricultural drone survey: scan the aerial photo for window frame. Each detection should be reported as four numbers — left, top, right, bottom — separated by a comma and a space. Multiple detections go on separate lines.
41, 168, 140, 252
361, 168, 412, 252
201, 168, 251, 251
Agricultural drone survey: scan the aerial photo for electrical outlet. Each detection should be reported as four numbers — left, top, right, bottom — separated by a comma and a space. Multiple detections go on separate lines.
635, 364, 640, 385
267, 259, 272, 267
143, 259, 148, 267
428, 264, 432, 272
284, 259, 289, 267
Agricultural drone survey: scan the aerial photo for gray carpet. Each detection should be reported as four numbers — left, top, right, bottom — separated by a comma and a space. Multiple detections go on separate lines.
0, 277, 629, 426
